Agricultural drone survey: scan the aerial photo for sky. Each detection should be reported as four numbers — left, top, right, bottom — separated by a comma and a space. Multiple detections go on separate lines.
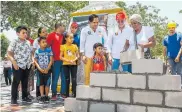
2, 1, 182, 41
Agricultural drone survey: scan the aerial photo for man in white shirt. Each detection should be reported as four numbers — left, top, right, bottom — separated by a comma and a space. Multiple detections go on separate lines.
80, 14, 107, 85
107, 12, 134, 72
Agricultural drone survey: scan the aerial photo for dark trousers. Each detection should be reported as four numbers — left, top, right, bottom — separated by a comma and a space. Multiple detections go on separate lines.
3, 68, 12, 85
63, 65, 77, 97
11, 67, 30, 100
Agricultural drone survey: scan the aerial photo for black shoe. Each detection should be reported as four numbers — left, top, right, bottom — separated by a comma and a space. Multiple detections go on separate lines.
11, 100, 18, 106
36, 96, 41, 101
71, 94, 76, 98
28, 95, 34, 100
39, 96, 45, 104
44, 96, 50, 103
22, 97, 32, 103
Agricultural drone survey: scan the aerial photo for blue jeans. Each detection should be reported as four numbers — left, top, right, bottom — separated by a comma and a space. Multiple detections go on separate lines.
112, 58, 132, 73
168, 58, 182, 80
52, 61, 66, 95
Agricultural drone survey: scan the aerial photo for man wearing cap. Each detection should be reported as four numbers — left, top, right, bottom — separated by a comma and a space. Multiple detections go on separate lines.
107, 12, 134, 72
163, 21, 182, 76
71, 22, 80, 47
80, 14, 107, 85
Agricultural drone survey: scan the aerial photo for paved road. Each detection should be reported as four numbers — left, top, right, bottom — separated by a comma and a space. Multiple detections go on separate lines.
0, 84, 65, 112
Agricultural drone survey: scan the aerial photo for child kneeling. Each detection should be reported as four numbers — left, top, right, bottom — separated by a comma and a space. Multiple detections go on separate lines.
34, 37, 53, 103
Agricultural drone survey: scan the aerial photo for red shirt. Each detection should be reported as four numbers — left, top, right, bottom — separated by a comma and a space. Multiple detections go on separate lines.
27, 38, 34, 46
92, 55, 105, 71
47, 32, 63, 61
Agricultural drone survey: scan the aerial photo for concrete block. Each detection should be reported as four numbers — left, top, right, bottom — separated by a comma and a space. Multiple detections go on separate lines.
148, 107, 180, 112
90, 73, 116, 87
149, 75, 181, 90
102, 88, 130, 103
64, 98, 76, 111
89, 102, 115, 112
165, 92, 182, 108
134, 90, 163, 105
132, 59, 163, 74
117, 74, 146, 89
73, 100, 88, 112
76, 85, 101, 100
117, 104, 146, 112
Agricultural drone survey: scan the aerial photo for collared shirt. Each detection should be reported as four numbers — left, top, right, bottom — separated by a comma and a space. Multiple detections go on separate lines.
80, 26, 107, 58
107, 25, 134, 59
8, 38, 32, 69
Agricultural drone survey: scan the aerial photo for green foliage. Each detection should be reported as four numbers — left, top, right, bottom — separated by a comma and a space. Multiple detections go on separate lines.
1, 1, 88, 38
116, 1, 168, 58
0, 34, 10, 58
180, 10, 182, 13
1, 1, 170, 58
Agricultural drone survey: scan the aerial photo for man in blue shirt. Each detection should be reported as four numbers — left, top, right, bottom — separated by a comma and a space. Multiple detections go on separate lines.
163, 21, 182, 76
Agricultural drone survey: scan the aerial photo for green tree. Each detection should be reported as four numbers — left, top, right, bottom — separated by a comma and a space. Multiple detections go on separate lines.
116, 1, 168, 58
180, 10, 182, 13
1, 1, 88, 37
0, 34, 10, 58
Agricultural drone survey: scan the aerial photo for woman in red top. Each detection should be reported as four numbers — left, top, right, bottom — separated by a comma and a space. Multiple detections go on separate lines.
92, 43, 106, 72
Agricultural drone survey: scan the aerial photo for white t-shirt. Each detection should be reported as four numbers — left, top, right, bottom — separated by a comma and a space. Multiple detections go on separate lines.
33, 38, 40, 49
107, 26, 134, 59
80, 26, 107, 58
2, 60, 12, 68
129, 26, 154, 52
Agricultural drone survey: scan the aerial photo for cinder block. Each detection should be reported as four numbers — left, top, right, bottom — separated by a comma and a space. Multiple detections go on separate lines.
102, 88, 130, 103
134, 90, 163, 105
147, 107, 180, 112
64, 98, 76, 111
132, 59, 163, 74
117, 104, 146, 112
76, 85, 101, 100
149, 75, 181, 90
73, 100, 88, 112
89, 102, 115, 112
165, 92, 182, 108
90, 73, 116, 87
117, 74, 146, 89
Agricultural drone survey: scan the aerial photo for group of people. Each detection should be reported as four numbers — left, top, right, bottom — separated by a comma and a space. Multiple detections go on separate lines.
5, 12, 182, 106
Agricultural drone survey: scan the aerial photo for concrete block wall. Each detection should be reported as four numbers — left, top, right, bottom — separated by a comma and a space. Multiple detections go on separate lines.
64, 59, 182, 112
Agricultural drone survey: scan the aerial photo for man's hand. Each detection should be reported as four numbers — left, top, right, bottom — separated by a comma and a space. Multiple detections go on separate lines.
12, 61, 19, 70
82, 56, 87, 64
175, 57, 180, 62
108, 55, 113, 65
77, 58, 81, 65
138, 44, 144, 52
